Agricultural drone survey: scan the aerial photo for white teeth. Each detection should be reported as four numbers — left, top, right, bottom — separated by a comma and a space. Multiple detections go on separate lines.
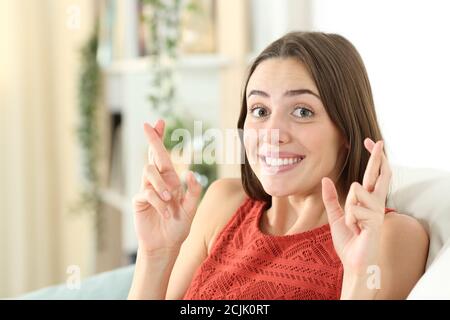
264, 156, 303, 167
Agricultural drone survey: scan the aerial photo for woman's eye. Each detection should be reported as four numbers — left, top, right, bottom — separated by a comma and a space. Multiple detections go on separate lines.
292, 106, 314, 118
250, 106, 269, 118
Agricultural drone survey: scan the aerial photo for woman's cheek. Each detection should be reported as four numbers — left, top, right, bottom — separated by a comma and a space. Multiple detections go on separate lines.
243, 130, 258, 165
245, 140, 258, 167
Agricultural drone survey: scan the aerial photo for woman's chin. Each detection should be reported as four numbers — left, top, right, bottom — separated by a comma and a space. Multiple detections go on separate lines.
266, 190, 291, 197
261, 183, 293, 197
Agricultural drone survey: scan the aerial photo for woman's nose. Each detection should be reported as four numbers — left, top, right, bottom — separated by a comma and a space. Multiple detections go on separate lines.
261, 115, 290, 145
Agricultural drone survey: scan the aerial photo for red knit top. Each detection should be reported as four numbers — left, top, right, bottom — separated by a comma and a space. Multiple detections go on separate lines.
183, 197, 395, 300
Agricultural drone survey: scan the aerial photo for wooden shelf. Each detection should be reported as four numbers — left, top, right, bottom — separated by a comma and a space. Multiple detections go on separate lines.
103, 54, 231, 75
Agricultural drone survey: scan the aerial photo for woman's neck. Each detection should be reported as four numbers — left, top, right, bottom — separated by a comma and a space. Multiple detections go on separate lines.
262, 188, 346, 236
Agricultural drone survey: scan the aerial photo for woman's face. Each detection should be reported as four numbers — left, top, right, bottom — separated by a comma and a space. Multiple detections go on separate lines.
243, 57, 348, 197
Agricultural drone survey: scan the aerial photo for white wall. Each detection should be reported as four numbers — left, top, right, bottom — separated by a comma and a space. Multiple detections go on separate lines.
250, 0, 312, 54
312, 0, 450, 172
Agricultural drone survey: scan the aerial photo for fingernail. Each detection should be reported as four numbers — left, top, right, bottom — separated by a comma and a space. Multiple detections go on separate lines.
162, 190, 171, 201
155, 119, 164, 127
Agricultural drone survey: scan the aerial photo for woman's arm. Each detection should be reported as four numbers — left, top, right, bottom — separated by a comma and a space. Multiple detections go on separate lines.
128, 247, 181, 300
127, 180, 214, 300
374, 212, 429, 299
340, 212, 429, 299
323, 139, 429, 300
128, 178, 244, 300
127, 120, 203, 300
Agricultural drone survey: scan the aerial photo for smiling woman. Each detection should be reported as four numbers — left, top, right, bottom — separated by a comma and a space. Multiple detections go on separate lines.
238, 32, 383, 205
128, 31, 429, 301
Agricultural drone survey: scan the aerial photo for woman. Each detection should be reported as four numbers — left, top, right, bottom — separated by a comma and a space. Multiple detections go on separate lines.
128, 32, 429, 300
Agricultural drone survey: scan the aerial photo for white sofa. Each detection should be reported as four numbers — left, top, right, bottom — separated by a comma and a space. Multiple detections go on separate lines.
386, 165, 450, 299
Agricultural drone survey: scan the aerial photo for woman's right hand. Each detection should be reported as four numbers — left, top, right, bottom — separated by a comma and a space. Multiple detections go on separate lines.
132, 119, 202, 255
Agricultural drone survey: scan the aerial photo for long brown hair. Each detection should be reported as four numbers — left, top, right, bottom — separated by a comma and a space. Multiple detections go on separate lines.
238, 31, 385, 204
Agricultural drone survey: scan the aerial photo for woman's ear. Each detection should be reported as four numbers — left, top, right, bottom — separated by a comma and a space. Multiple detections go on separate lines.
339, 133, 350, 149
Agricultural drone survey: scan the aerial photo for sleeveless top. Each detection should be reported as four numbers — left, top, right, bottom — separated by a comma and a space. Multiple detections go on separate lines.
183, 197, 396, 300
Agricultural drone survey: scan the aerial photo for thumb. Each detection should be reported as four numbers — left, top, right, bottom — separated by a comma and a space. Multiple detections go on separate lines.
181, 171, 202, 219
321, 177, 344, 225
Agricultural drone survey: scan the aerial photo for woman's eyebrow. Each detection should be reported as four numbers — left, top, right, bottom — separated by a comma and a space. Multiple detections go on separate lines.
247, 89, 321, 99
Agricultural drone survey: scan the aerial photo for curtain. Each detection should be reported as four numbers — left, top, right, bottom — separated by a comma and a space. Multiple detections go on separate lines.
0, 0, 96, 298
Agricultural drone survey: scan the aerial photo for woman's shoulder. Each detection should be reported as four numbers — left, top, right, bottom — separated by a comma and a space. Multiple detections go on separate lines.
199, 178, 248, 253
375, 211, 429, 299
381, 211, 429, 250
204, 178, 248, 208
208, 177, 246, 197
382, 211, 428, 238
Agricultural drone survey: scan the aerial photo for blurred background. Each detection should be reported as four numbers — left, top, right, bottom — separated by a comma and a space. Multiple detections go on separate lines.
1, 0, 449, 298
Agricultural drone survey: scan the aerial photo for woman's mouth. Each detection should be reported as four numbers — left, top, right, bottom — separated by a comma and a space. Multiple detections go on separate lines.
258, 155, 305, 174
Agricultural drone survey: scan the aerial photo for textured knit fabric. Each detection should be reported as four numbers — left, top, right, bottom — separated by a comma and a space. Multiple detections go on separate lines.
183, 197, 396, 300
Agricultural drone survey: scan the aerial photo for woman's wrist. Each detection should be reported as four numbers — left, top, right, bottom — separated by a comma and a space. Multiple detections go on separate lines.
340, 269, 380, 300
137, 244, 181, 260
128, 245, 181, 300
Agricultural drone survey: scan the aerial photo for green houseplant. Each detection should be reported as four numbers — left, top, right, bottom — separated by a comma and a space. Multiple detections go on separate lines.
74, 25, 102, 236
142, 0, 217, 193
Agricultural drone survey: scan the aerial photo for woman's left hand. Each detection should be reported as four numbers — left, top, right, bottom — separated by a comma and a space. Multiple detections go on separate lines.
321, 138, 392, 275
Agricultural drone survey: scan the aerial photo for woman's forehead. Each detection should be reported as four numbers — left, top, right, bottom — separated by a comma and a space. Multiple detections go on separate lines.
247, 58, 318, 96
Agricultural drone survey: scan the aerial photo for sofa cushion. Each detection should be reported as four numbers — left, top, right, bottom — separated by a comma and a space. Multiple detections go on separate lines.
18, 265, 134, 300
407, 239, 450, 299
